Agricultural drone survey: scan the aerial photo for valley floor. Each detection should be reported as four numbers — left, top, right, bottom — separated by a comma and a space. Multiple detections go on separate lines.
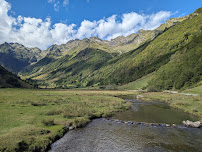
0, 88, 201, 151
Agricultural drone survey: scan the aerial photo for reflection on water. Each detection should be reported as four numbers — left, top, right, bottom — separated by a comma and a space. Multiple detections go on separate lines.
111, 99, 199, 124
50, 119, 202, 152
49, 99, 202, 152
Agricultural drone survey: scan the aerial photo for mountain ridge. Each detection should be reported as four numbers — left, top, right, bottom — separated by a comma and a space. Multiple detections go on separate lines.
0, 12, 190, 74
1, 7, 201, 90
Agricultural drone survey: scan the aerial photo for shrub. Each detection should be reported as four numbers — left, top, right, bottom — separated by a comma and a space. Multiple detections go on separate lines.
41, 118, 55, 126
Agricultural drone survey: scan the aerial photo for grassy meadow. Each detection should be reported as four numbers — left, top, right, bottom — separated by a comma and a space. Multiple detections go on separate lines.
0, 88, 135, 151
0, 87, 201, 151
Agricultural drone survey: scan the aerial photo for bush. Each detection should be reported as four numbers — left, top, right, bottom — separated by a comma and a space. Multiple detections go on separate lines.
147, 86, 161, 92
41, 118, 55, 126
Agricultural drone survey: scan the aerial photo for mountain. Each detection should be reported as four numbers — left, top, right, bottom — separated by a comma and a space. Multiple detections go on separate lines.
21, 8, 201, 89
2, 8, 202, 90
0, 65, 32, 88
0, 11, 188, 74
0, 43, 46, 73
21, 48, 114, 88
148, 34, 202, 90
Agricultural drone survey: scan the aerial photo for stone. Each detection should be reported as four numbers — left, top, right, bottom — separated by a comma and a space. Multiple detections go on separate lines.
136, 95, 144, 99
166, 124, 171, 127
182, 120, 201, 128
69, 126, 74, 130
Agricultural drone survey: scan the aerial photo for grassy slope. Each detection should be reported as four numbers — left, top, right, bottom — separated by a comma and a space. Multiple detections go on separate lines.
23, 48, 114, 88
0, 89, 134, 151
0, 65, 31, 88
88, 12, 202, 86
182, 82, 202, 95
118, 72, 155, 90
148, 34, 202, 90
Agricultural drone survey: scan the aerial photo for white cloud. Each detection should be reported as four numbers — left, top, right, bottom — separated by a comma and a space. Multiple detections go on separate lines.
48, 0, 55, 3
0, 0, 172, 50
63, 0, 69, 6
54, 1, 59, 12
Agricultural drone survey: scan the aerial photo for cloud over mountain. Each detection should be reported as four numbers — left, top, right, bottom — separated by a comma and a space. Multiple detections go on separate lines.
0, 0, 172, 50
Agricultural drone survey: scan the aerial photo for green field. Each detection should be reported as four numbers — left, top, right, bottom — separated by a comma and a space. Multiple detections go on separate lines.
0, 89, 134, 151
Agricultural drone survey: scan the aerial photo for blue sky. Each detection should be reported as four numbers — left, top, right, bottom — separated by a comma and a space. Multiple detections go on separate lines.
0, 0, 201, 49
6, 0, 201, 25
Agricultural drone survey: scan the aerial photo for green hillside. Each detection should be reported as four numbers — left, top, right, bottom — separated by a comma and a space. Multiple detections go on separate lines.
20, 8, 202, 89
86, 10, 202, 87
118, 72, 155, 90
148, 34, 202, 91
22, 48, 113, 88
0, 65, 31, 88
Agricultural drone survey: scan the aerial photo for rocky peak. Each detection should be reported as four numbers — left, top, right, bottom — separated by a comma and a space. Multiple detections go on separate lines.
89, 36, 102, 43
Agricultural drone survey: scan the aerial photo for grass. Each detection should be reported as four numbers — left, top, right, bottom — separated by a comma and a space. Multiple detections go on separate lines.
0, 87, 201, 151
0, 88, 135, 152
118, 72, 155, 90
182, 82, 202, 95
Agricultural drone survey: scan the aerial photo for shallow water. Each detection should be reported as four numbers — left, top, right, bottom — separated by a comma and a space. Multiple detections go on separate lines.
49, 99, 202, 152
111, 99, 199, 124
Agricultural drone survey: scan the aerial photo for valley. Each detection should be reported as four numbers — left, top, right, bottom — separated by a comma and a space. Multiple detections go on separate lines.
0, 6, 201, 152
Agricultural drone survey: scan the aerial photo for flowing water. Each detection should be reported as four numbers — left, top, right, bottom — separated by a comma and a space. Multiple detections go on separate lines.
49, 99, 202, 152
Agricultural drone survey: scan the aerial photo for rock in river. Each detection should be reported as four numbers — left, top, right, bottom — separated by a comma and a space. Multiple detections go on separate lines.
182, 120, 201, 128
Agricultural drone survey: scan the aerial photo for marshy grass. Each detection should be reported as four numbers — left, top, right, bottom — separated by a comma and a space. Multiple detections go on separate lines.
0, 88, 132, 151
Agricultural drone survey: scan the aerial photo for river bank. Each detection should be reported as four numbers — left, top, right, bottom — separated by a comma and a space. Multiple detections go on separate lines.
0, 88, 201, 151
141, 91, 202, 121
0, 89, 133, 151
49, 112, 202, 151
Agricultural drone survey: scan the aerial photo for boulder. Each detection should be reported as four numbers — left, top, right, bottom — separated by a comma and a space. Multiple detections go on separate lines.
69, 126, 74, 130
182, 120, 201, 128
136, 95, 144, 99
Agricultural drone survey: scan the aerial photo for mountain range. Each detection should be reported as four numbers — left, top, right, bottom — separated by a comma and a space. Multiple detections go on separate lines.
0, 7, 201, 90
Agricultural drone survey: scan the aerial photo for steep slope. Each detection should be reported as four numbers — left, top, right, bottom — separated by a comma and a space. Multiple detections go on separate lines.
22, 48, 113, 88
87, 10, 202, 86
148, 34, 202, 91
0, 43, 45, 73
0, 65, 31, 88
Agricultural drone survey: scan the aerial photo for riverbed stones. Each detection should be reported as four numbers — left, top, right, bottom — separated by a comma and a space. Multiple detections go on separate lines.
136, 95, 144, 99
182, 120, 201, 128
69, 126, 74, 130
104, 118, 201, 129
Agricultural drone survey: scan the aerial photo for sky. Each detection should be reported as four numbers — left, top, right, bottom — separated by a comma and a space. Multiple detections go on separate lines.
0, 0, 201, 50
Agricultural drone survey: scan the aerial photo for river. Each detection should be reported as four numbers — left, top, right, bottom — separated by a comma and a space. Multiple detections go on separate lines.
49, 99, 202, 152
